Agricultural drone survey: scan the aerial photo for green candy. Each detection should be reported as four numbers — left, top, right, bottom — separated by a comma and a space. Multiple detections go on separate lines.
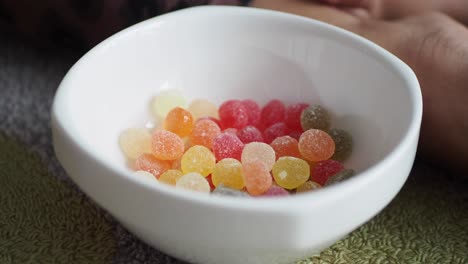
300, 105, 331, 132
325, 169, 355, 186
329, 128, 353, 162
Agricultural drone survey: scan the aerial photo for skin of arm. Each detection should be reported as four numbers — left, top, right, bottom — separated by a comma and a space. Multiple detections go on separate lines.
251, 0, 468, 175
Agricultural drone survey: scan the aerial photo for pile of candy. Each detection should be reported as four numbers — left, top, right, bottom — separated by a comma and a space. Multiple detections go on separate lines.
119, 90, 354, 197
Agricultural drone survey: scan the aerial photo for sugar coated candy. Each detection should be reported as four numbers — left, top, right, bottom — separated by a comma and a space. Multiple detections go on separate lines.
212, 133, 244, 161
197, 116, 222, 127
219, 100, 249, 129
237, 126, 264, 144
301, 105, 331, 131
212, 184, 250, 197
296, 181, 321, 193
312, 160, 344, 186
164, 107, 194, 137
241, 142, 276, 171
285, 103, 309, 131
176, 172, 210, 193
263, 122, 290, 144
171, 157, 182, 170
151, 130, 185, 160
212, 158, 245, 190
188, 99, 219, 119
288, 130, 302, 141
151, 90, 187, 118
325, 169, 355, 186
270, 136, 301, 159
119, 128, 152, 160
181, 145, 216, 177
272, 157, 310, 190
189, 119, 221, 149
125, 91, 357, 197
223, 128, 238, 135
134, 170, 157, 182
261, 99, 286, 128
299, 129, 335, 162
241, 99, 261, 127
243, 161, 272, 196
159, 169, 184, 186
329, 128, 353, 162
134, 154, 170, 178
262, 185, 290, 197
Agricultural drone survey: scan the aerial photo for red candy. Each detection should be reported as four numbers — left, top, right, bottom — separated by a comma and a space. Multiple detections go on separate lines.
289, 130, 302, 141
285, 103, 309, 131
260, 99, 286, 128
212, 133, 245, 161
241, 99, 261, 127
223, 128, 238, 135
219, 100, 249, 129
263, 122, 291, 144
270, 136, 301, 159
237, 126, 264, 143
311, 160, 344, 185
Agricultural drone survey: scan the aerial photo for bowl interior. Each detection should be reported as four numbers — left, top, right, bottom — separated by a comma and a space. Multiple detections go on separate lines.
55, 7, 415, 182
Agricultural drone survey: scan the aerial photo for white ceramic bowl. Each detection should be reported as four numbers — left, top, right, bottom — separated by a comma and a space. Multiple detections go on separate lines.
51, 6, 422, 264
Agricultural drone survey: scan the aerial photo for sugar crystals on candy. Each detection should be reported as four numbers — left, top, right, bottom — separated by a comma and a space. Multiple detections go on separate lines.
272, 157, 310, 190
301, 105, 331, 131
181, 145, 216, 177
212, 158, 245, 190
298, 129, 335, 162
176, 172, 210, 193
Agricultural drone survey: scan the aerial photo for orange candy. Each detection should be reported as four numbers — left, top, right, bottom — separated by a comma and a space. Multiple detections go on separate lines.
298, 129, 335, 162
171, 157, 182, 170
164, 107, 194, 137
189, 119, 221, 149
243, 161, 272, 196
134, 154, 170, 178
270, 136, 301, 159
152, 130, 185, 160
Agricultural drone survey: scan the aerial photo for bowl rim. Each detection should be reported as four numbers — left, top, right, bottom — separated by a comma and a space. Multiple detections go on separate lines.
52, 5, 422, 211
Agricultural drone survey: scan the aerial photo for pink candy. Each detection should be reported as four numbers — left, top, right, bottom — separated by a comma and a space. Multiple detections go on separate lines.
263, 122, 291, 144
262, 185, 290, 197
212, 132, 245, 161
237, 126, 264, 143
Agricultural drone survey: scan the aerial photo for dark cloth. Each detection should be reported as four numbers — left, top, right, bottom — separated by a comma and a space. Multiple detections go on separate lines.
0, 0, 252, 49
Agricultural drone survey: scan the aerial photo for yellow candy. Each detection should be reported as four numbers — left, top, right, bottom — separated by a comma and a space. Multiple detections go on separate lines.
212, 158, 245, 190
151, 90, 187, 119
181, 145, 216, 177
176, 172, 210, 193
272, 157, 310, 190
119, 128, 152, 160
296, 181, 321, 193
159, 170, 183, 186
188, 99, 219, 119
134, 170, 157, 182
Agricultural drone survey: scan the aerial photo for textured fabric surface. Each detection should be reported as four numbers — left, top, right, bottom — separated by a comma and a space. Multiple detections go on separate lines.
0, 32, 467, 264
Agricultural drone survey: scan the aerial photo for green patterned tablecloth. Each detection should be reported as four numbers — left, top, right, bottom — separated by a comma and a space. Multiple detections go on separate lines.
0, 33, 467, 264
